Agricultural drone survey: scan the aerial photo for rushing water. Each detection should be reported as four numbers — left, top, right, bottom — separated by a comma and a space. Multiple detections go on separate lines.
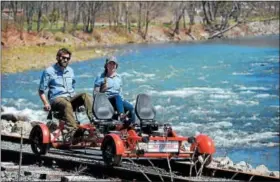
1, 35, 279, 171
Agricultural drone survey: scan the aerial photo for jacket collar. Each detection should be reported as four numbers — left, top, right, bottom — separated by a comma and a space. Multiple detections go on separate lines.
54, 63, 69, 73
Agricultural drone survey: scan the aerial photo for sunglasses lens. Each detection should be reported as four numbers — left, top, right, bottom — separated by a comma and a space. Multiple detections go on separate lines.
61, 56, 70, 61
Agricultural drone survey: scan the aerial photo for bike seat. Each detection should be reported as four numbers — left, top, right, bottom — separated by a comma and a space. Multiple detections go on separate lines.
135, 93, 156, 122
92, 93, 114, 121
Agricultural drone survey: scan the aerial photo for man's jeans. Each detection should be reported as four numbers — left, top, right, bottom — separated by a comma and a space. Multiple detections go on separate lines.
108, 95, 136, 123
51, 93, 93, 128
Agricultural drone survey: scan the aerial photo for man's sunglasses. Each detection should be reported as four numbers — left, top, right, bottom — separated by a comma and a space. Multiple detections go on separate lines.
60, 56, 71, 61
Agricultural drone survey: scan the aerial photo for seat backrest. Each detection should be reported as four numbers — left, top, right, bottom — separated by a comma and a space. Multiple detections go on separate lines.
135, 93, 156, 121
93, 93, 114, 120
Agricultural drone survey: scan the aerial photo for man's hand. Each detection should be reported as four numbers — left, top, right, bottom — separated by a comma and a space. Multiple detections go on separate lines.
43, 103, 51, 111
39, 91, 51, 111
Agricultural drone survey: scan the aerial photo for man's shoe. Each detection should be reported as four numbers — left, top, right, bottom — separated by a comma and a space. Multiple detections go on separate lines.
72, 128, 85, 145
62, 128, 76, 143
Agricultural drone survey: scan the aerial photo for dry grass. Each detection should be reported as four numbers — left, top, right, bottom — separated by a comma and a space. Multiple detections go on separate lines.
1, 45, 112, 73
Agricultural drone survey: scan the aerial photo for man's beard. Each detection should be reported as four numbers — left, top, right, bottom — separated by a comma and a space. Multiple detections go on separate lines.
58, 60, 69, 68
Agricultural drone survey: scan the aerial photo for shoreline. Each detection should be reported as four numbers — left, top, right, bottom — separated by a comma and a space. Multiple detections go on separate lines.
1, 20, 279, 74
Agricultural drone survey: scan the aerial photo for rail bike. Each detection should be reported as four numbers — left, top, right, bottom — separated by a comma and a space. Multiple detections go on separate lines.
29, 93, 215, 166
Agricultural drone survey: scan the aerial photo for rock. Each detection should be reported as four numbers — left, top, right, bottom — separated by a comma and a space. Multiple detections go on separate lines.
36, 42, 46, 46
24, 171, 32, 176
255, 164, 270, 175
233, 161, 252, 172
1, 120, 14, 133
1, 112, 30, 122
61, 176, 97, 182
11, 121, 33, 136
270, 171, 279, 177
200, 32, 209, 39
217, 156, 233, 167
30, 121, 44, 127
1, 113, 18, 122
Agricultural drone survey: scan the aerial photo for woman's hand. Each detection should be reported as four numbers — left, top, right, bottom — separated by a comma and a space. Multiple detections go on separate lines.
100, 83, 107, 92
100, 77, 108, 92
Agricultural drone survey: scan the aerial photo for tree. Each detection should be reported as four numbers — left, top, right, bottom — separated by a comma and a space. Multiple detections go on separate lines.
49, 3, 59, 30
24, 2, 35, 32
142, 2, 164, 39
72, 2, 82, 34
172, 2, 187, 35
62, 2, 69, 33
36, 1, 44, 32
82, 1, 103, 33
125, 1, 131, 33
90, 2, 103, 32
137, 2, 143, 33
186, 2, 197, 25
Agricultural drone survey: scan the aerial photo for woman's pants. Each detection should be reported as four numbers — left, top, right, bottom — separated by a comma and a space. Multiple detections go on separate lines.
108, 95, 136, 123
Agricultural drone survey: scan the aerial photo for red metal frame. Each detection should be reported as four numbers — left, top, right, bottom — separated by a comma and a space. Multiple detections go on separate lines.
34, 120, 215, 161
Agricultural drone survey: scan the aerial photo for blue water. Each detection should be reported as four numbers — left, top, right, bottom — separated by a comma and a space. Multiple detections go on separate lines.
1, 35, 279, 171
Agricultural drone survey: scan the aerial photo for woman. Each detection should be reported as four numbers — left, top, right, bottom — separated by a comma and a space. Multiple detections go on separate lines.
93, 56, 135, 124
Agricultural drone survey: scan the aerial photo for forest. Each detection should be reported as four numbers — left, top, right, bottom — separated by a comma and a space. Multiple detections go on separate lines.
2, 1, 279, 39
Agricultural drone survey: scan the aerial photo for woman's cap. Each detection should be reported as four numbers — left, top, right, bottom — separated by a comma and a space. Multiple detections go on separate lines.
106, 56, 118, 64
105, 56, 118, 68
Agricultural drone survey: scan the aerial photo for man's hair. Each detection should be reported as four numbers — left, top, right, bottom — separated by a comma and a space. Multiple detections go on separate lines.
56, 48, 71, 58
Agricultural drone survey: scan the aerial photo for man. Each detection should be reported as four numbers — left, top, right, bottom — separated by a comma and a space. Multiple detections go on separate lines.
38, 48, 93, 132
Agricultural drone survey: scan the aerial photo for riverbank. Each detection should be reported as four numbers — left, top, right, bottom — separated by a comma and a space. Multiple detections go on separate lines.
1, 20, 279, 74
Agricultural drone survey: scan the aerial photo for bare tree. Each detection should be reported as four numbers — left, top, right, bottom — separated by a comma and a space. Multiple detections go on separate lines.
186, 2, 197, 25
82, 1, 102, 33
202, 1, 211, 25
10, 1, 19, 24
173, 2, 187, 35
36, 1, 44, 32
137, 2, 143, 33
143, 2, 163, 39
24, 2, 35, 32
106, 2, 113, 28
49, 2, 58, 30
72, 2, 82, 33
125, 2, 131, 33
62, 2, 69, 33
90, 1, 103, 32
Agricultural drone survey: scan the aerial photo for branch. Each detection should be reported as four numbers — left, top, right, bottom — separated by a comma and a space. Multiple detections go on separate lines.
208, 22, 240, 39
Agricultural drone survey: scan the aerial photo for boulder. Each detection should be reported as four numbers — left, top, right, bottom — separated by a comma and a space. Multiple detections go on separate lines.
1, 120, 14, 133
255, 164, 270, 175
11, 121, 33, 137
1, 114, 18, 122
270, 171, 279, 177
1, 113, 30, 122
234, 161, 253, 172
216, 156, 233, 167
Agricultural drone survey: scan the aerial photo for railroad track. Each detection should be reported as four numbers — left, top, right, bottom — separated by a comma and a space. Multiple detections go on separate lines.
1, 134, 279, 181
2, 146, 207, 182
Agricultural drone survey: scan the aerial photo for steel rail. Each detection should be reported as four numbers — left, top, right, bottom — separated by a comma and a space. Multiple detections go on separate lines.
1, 134, 279, 181
1, 147, 196, 182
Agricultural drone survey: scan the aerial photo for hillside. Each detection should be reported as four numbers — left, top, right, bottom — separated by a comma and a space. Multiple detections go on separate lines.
1, 20, 279, 74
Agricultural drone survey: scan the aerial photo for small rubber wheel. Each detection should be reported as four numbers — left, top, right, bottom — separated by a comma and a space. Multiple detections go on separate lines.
30, 126, 49, 155
102, 139, 122, 166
